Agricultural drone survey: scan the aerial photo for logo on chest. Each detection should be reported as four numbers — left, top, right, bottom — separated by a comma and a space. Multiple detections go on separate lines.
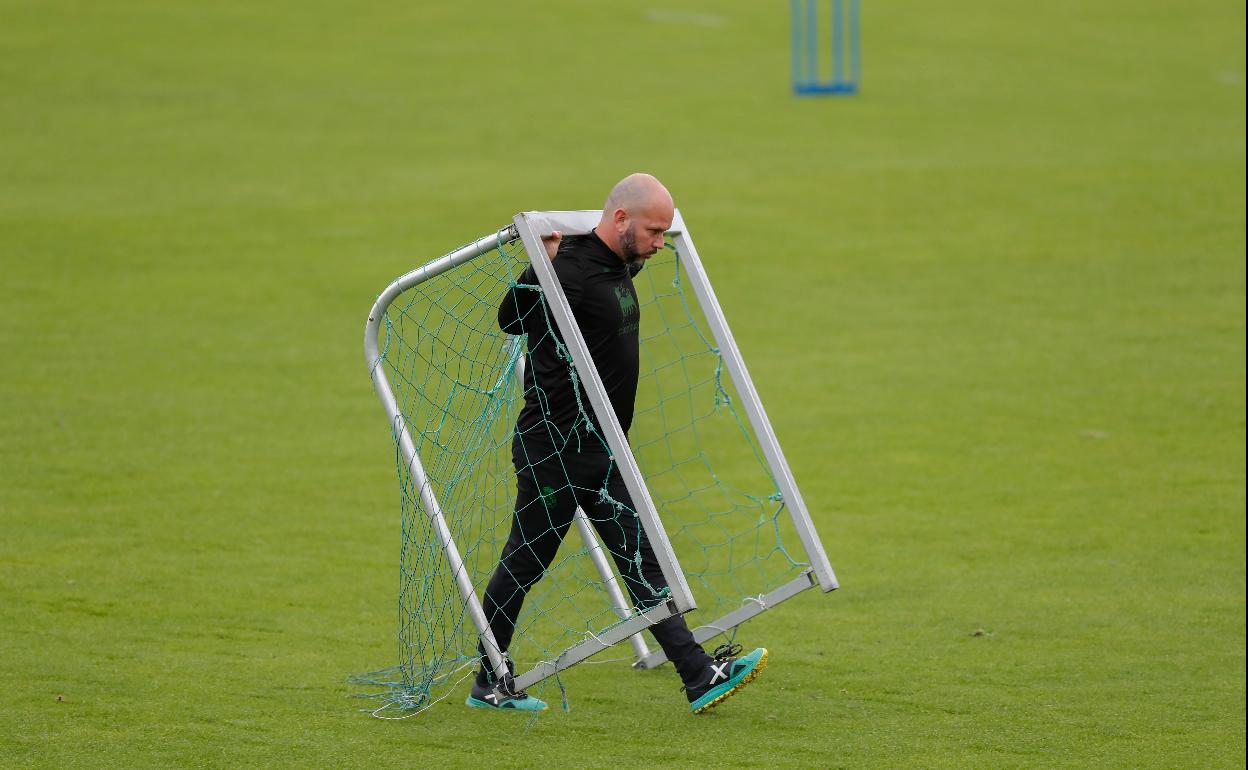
613, 285, 640, 336
613, 285, 638, 319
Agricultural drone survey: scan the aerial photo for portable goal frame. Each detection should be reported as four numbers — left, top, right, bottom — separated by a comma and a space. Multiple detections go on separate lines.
363, 210, 838, 691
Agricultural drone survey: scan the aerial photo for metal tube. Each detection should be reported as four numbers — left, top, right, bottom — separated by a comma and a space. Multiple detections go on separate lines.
364, 226, 517, 345
574, 508, 654, 661
806, 0, 817, 84
363, 226, 519, 682
514, 345, 653, 663
513, 212, 698, 615
669, 225, 838, 592
513, 600, 676, 691
633, 571, 817, 669
832, 0, 844, 86
850, 0, 861, 87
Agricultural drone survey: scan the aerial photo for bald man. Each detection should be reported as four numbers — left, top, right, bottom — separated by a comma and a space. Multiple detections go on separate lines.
468, 174, 768, 714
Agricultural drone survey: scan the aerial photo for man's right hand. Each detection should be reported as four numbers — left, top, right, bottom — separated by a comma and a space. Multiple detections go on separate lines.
542, 230, 562, 259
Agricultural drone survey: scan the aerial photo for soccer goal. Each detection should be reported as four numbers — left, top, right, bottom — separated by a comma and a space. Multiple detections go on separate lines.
360, 210, 837, 714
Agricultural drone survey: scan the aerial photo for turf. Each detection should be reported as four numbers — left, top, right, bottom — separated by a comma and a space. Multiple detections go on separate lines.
1, 1, 1243, 767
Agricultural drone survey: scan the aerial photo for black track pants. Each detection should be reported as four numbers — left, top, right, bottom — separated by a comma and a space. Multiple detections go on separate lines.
479, 433, 711, 685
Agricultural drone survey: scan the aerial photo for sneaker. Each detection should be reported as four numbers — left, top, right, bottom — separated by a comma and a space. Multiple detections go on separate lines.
684, 644, 769, 714
466, 671, 548, 712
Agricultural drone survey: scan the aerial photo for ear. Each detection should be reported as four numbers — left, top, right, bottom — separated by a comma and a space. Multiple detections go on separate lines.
613, 208, 629, 230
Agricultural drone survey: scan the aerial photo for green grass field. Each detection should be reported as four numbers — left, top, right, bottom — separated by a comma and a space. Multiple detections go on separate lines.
2, 1, 1244, 766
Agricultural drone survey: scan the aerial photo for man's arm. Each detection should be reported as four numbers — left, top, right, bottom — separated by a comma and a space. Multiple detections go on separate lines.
498, 232, 580, 333
498, 265, 541, 334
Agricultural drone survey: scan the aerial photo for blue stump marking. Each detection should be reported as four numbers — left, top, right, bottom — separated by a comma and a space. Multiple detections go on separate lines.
790, 0, 860, 96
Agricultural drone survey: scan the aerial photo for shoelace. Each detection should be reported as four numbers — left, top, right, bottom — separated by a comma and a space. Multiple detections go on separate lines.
481, 668, 530, 700
680, 642, 745, 693
711, 642, 742, 661
498, 673, 530, 698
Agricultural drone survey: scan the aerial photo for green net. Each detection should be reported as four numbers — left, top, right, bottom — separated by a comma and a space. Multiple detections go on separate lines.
630, 247, 809, 624
355, 231, 809, 717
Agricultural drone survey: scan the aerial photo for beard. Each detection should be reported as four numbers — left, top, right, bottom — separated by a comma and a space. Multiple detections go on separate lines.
618, 227, 642, 261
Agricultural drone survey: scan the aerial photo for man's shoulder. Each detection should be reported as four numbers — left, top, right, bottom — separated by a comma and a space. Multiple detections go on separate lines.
552, 234, 598, 279
556, 233, 596, 258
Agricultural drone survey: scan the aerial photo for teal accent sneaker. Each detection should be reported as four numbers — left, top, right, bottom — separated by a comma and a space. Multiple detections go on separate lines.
685, 645, 769, 715
465, 672, 548, 712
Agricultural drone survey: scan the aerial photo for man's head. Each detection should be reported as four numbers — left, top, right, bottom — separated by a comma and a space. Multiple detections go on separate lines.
597, 173, 675, 262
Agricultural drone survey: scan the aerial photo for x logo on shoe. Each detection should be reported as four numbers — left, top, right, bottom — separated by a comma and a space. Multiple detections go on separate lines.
485, 692, 499, 704
709, 661, 730, 685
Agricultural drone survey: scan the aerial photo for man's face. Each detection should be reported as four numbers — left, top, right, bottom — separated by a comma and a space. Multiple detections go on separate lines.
617, 203, 673, 262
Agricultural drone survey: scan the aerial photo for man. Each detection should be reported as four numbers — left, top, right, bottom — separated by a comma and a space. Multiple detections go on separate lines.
468, 173, 768, 714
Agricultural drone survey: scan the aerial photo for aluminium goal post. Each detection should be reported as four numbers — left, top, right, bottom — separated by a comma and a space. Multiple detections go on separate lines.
363, 222, 694, 703
508, 351, 655, 665
514, 211, 838, 670
361, 210, 838, 714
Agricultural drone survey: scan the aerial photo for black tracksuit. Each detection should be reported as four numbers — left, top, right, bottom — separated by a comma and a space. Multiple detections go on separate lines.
481, 230, 711, 686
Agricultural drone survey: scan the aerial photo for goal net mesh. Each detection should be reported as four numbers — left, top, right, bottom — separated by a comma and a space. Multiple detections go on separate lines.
354, 232, 808, 716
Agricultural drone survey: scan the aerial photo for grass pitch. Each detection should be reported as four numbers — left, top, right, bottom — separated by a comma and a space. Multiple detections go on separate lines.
1, 1, 1244, 767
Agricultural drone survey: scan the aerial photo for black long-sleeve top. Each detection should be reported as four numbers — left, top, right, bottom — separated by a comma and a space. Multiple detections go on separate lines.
498, 230, 644, 443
